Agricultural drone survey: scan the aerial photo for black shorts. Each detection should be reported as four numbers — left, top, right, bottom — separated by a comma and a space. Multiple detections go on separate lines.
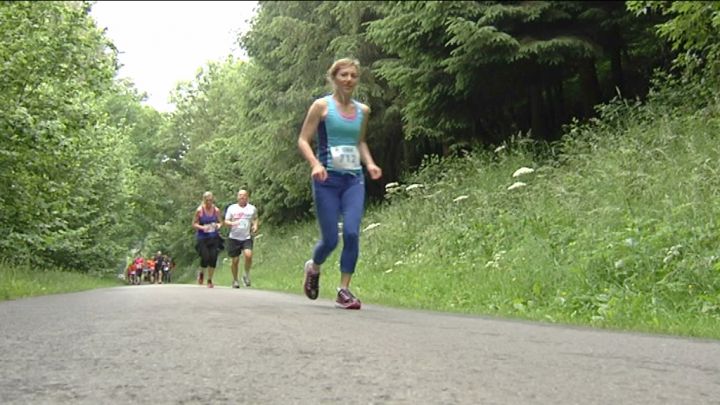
227, 238, 253, 257
196, 237, 220, 268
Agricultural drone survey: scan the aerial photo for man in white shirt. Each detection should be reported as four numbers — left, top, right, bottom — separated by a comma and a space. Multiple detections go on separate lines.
224, 189, 259, 288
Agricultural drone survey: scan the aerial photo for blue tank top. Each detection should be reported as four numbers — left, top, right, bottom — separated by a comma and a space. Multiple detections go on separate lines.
316, 95, 364, 175
196, 206, 219, 240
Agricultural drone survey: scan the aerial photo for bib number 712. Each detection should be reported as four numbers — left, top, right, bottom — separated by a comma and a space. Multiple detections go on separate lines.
330, 145, 361, 170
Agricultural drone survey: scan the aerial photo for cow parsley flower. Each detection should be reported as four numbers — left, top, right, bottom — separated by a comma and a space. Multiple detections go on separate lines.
512, 167, 535, 177
362, 223, 381, 232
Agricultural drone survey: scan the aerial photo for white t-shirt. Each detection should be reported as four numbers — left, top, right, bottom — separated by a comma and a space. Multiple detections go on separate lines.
225, 203, 257, 241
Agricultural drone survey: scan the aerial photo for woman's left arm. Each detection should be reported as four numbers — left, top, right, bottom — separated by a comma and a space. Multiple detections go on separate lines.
358, 104, 382, 180
214, 207, 223, 229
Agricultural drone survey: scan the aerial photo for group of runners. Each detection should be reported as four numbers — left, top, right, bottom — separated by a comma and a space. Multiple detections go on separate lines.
125, 251, 174, 285
114, 59, 380, 310
193, 189, 259, 290
189, 58, 382, 310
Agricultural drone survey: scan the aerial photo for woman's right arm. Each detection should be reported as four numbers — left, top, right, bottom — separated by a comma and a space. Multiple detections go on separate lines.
297, 99, 327, 182
224, 210, 235, 227
192, 208, 203, 231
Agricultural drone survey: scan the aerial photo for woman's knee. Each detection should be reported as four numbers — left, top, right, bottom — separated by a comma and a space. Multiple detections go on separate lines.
343, 230, 359, 246
209, 252, 219, 266
321, 234, 339, 251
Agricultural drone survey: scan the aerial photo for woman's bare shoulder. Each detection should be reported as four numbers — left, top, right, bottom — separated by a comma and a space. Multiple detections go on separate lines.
357, 102, 370, 114
312, 97, 329, 108
308, 97, 329, 116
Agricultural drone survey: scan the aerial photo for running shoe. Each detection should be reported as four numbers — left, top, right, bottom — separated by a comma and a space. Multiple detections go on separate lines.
336, 288, 361, 310
242, 274, 251, 287
303, 259, 320, 300
197, 272, 204, 285
207, 280, 214, 288
232, 280, 240, 289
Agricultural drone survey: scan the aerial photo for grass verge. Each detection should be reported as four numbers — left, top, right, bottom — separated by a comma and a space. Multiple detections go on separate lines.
0, 262, 120, 301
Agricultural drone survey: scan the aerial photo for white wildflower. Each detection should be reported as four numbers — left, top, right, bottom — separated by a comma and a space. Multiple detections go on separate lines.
385, 182, 400, 189
485, 250, 506, 269
362, 223, 381, 232
494, 145, 506, 153
512, 167, 535, 178
394, 260, 403, 266
663, 244, 682, 264
384, 268, 394, 273
507, 182, 526, 190
405, 183, 424, 191
453, 195, 469, 203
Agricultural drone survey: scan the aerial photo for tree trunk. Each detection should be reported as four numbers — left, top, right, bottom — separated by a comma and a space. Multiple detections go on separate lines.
529, 83, 546, 140
386, 131, 404, 178
553, 81, 565, 135
578, 58, 601, 117
608, 29, 625, 96
545, 82, 566, 141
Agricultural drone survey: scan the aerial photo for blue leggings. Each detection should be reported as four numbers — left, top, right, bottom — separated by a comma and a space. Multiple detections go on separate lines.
312, 172, 365, 274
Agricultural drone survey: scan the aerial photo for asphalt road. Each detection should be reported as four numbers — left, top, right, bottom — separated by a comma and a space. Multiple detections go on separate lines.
0, 285, 718, 404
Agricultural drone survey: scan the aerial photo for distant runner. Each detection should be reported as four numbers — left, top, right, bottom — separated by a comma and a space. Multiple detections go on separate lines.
224, 189, 259, 288
192, 191, 223, 288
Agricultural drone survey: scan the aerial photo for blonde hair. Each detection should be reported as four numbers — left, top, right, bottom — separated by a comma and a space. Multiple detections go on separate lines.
326, 58, 361, 84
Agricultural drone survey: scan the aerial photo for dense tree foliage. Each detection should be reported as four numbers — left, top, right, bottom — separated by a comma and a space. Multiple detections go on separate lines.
5, 1, 716, 273
217, 0, 669, 222
1, 2, 176, 271
365, 1, 668, 144
1, 1, 135, 269
628, 1, 720, 79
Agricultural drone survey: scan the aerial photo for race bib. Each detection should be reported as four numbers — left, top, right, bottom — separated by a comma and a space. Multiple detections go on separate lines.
330, 145, 361, 171
237, 218, 250, 231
